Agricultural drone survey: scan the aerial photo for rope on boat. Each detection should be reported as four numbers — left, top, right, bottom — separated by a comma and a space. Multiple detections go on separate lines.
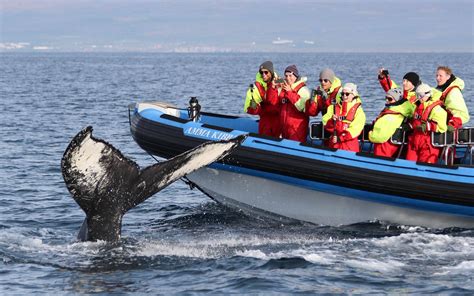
128, 103, 200, 191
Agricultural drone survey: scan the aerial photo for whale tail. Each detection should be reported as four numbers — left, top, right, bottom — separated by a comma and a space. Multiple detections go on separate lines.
61, 126, 245, 242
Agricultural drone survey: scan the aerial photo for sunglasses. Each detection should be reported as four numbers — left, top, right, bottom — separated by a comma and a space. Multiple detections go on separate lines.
260, 70, 270, 75
385, 97, 395, 101
319, 79, 330, 83
341, 92, 352, 97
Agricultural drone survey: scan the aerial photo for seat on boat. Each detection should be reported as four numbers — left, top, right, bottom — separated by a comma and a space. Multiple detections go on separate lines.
309, 122, 474, 166
457, 127, 474, 145
432, 131, 456, 147
457, 127, 474, 166
390, 127, 407, 145
431, 128, 474, 166
309, 122, 326, 140
310, 122, 369, 141
358, 124, 372, 152
309, 122, 407, 154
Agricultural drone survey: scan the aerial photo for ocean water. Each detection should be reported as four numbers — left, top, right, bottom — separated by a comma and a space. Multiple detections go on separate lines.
1, 52, 473, 294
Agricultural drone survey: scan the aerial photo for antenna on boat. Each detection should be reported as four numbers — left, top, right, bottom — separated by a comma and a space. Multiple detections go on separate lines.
188, 96, 201, 122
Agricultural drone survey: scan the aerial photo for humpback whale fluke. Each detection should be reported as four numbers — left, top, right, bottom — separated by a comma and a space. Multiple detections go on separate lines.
61, 126, 245, 242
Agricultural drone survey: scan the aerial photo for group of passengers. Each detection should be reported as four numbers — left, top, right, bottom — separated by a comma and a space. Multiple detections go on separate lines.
244, 61, 469, 164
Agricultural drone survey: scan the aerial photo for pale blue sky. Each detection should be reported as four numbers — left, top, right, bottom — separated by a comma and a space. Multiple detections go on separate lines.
1, 0, 473, 52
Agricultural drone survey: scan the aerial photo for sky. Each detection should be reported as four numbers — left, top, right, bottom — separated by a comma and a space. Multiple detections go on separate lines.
0, 0, 473, 52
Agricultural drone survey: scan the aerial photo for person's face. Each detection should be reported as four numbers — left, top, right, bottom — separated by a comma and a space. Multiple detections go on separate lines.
385, 95, 396, 104
402, 79, 415, 91
285, 72, 297, 84
260, 69, 272, 83
418, 94, 429, 102
436, 69, 450, 86
341, 89, 354, 102
319, 78, 332, 91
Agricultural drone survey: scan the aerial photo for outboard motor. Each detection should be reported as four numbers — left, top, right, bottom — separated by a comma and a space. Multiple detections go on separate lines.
188, 96, 201, 122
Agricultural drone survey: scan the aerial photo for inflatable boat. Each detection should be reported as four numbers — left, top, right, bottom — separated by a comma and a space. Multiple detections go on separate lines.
129, 101, 474, 229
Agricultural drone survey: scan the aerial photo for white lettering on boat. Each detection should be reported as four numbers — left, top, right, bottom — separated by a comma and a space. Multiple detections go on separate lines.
185, 127, 234, 141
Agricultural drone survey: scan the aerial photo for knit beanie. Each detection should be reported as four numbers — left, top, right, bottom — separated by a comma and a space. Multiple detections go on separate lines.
403, 72, 420, 87
416, 83, 432, 99
259, 61, 274, 75
342, 83, 358, 97
386, 88, 402, 101
284, 64, 299, 78
319, 68, 335, 83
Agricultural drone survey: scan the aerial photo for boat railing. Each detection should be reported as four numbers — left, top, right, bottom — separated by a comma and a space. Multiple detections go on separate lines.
458, 128, 474, 166
309, 122, 406, 152
309, 122, 474, 166
309, 122, 375, 139
432, 127, 474, 166
432, 132, 456, 165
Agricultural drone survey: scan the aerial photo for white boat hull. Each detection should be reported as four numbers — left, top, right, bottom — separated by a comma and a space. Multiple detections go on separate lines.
187, 167, 474, 229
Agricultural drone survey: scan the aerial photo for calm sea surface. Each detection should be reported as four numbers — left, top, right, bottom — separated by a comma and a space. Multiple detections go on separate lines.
1, 52, 473, 294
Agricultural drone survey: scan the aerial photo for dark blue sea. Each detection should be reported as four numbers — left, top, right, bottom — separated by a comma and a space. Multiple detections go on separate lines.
1, 52, 474, 294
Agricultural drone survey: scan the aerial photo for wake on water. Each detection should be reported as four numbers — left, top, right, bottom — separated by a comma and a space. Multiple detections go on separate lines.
1, 202, 473, 266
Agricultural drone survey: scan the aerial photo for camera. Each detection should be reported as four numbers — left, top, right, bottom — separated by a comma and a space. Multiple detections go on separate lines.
382, 69, 389, 76
313, 88, 328, 100
275, 78, 285, 84
314, 89, 324, 96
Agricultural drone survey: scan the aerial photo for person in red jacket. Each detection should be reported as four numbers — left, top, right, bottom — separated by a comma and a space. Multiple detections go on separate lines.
278, 64, 311, 143
368, 88, 414, 157
405, 83, 448, 164
322, 83, 366, 152
378, 69, 420, 104
435, 65, 469, 130
244, 61, 281, 137
305, 68, 342, 117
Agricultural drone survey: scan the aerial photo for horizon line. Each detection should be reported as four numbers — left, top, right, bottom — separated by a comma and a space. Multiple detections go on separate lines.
1, 50, 473, 54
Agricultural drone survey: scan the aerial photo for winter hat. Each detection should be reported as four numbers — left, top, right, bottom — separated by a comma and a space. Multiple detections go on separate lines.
284, 64, 299, 78
403, 72, 420, 87
386, 88, 403, 101
416, 83, 432, 99
319, 68, 335, 83
259, 61, 274, 75
342, 83, 358, 97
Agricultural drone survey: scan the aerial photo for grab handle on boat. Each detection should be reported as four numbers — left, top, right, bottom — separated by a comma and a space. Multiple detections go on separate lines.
188, 97, 201, 122
127, 103, 136, 127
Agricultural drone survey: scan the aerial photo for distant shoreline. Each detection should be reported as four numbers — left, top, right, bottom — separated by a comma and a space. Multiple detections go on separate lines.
1, 51, 473, 54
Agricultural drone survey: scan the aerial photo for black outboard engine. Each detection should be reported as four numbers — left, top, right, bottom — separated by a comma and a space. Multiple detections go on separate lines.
188, 96, 201, 122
